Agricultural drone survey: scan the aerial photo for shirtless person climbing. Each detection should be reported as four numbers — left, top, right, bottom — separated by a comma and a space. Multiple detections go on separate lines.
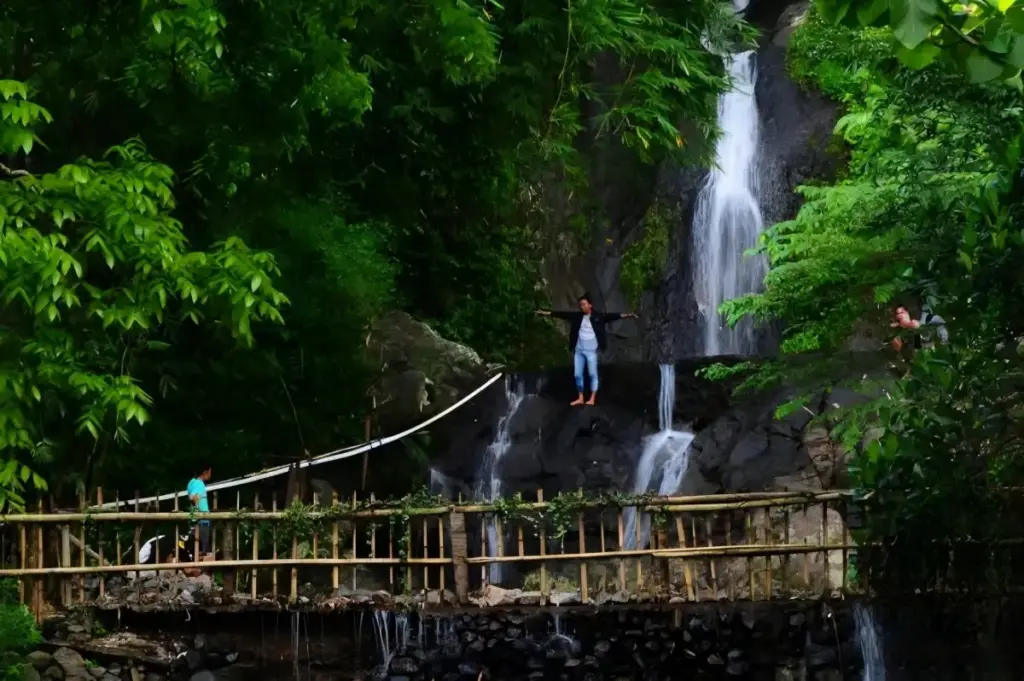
536, 294, 637, 406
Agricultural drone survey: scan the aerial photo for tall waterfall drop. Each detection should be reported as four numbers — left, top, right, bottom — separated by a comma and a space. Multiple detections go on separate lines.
691, 50, 766, 356
623, 364, 695, 549
853, 602, 886, 681
474, 377, 526, 584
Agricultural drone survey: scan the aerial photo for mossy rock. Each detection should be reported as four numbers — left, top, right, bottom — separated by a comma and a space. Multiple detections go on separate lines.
620, 201, 675, 307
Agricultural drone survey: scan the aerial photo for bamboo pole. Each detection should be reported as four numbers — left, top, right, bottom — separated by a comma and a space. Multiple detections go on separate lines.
598, 512, 607, 594
616, 507, 625, 593
252, 492, 260, 599
78, 492, 86, 604
272, 495, 278, 599
97, 488, 105, 599
0, 556, 456, 577
725, 512, 733, 600
705, 516, 717, 599
745, 511, 755, 600
676, 515, 695, 601
331, 492, 339, 591
351, 491, 358, 592
60, 525, 71, 606
577, 506, 588, 603
18, 523, 25, 603
762, 508, 772, 598
821, 500, 829, 592
422, 517, 429, 593
480, 514, 487, 586
538, 489, 547, 604
440, 515, 447, 592
53, 490, 853, 522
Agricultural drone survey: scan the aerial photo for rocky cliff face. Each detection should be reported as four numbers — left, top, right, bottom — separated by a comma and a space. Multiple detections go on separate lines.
547, 0, 839, 363
431, 359, 847, 502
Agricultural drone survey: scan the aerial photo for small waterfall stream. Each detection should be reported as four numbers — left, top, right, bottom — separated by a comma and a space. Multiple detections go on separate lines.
623, 364, 695, 549
854, 602, 886, 681
691, 49, 766, 356
474, 377, 527, 584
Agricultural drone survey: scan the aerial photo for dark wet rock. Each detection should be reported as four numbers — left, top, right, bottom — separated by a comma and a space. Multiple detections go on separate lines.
27, 652, 53, 671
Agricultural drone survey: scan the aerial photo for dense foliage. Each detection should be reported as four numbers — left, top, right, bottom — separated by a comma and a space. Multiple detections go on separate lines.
716, 11, 1024, 590
0, 579, 39, 681
1, 0, 751, 503
817, 0, 1024, 83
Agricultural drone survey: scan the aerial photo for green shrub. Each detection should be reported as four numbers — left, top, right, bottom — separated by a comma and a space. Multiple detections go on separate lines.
0, 580, 40, 681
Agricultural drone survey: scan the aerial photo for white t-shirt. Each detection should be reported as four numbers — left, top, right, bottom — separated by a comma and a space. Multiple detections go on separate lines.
577, 315, 598, 351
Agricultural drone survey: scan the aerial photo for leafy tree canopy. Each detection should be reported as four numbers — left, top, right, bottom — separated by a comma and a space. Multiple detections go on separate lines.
1, 0, 751, 504
714, 10, 1024, 591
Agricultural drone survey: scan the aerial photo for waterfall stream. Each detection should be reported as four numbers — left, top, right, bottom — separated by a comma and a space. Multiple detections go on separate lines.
474, 377, 527, 584
854, 602, 886, 681
623, 365, 695, 549
691, 50, 766, 356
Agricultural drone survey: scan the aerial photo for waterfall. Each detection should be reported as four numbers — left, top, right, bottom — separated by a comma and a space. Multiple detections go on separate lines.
854, 602, 886, 681
370, 610, 410, 678
691, 50, 766, 357
474, 377, 527, 584
623, 365, 695, 549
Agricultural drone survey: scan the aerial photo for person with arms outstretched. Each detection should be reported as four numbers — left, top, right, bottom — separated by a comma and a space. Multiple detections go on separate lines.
536, 293, 637, 406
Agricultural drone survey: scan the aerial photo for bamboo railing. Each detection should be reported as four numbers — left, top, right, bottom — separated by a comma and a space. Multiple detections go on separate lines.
0, 489, 866, 611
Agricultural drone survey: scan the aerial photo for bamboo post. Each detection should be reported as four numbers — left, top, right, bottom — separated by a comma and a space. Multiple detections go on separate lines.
450, 510, 468, 604
439, 515, 447, 593
18, 522, 25, 603
96, 488, 105, 600
252, 493, 260, 599
598, 512, 607, 594
705, 516, 717, 600
134, 491, 142, 598
331, 492, 339, 590
173, 492, 180, 563
783, 505, 791, 596
634, 507, 643, 589
656, 523, 669, 596
212, 491, 219, 558
538, 489, 548, 603
616, 505, 625, 593
222, 491, 238, 596
480, 515, 487, 585
351, 491, 358, 591
289, 489, 298, 602
762, 508, 772, 599
725, 512, 734, 600
33, 500, 44, 618
77, 518, 85, 603
405, 512, 413, 595
577, 506, 588, 603
745, 510, 756, 600
422, 517, 429, 593
821, 500, 829, 593
842, 506, 850, 593
60, 525, 71, 606
676, 515, 695, 601
290, 531, 298, 602
271, 494, 278, 599
802, 503, 810, 587
388, 510, 395, 593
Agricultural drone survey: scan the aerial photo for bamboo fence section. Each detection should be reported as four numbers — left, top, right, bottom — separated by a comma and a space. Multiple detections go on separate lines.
9, 488, 1008, 612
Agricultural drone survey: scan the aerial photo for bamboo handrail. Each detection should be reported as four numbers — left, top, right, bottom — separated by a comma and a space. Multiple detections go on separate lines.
7, 491, 853, 523
0, 556, 453, 577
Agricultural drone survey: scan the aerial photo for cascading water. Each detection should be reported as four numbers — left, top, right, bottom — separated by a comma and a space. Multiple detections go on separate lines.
853, 602, 886, 681
623, 365, 695, 549
370, 610, 410, 678
690, 49, 766, 357
474, 377, 527, 584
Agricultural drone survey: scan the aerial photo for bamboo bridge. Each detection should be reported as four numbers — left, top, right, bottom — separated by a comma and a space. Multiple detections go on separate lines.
1, 489, 869, 616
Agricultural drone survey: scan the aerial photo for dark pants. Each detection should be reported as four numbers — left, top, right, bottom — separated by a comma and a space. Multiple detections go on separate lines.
195, 521, 211, 555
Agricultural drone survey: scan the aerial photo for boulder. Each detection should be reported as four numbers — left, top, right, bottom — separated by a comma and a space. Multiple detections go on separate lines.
23, 665, 41, 681
367, 311, 497, 430
51, 649, 87, 681
27, 652, 53, 671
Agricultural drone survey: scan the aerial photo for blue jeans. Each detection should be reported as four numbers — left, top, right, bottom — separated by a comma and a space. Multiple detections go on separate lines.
574, 346, 599, 393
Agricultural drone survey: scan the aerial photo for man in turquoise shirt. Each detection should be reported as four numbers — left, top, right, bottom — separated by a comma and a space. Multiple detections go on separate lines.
187, 467, 212, 555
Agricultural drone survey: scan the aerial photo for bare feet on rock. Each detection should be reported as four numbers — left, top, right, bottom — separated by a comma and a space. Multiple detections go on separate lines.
570, 394, 585, 406
585, 395, 596, 406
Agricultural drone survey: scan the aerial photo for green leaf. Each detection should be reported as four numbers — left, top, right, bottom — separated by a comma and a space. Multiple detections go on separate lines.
890, 0, 938, 48
958, 249, 973, 270
815, 0, 853, 23
152, 14, 162, 33
857, 0, 890, 25
1007, 6, 1024, 32
999, 0, 1017, 12
896, 41, 941, 68
965, 51, 1004, 83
